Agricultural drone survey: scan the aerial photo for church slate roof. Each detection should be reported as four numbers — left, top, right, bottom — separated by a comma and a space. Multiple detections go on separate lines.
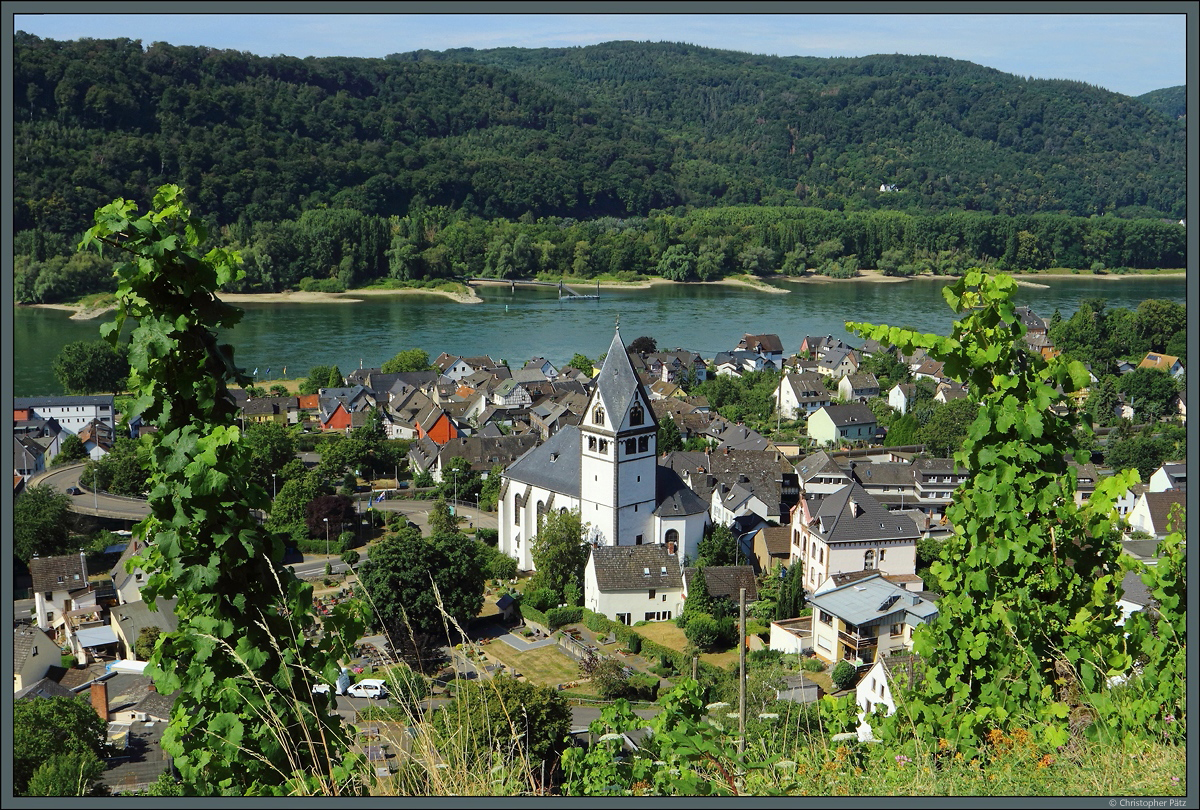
503, 425, 582, 498
592, 328, 650, 434
654, 467, 710, 517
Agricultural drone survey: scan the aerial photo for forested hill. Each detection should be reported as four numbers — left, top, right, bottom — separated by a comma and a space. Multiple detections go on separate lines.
13, 34, 1186, 247
1137, 85, 1186, 121
390, 42, 1185, 219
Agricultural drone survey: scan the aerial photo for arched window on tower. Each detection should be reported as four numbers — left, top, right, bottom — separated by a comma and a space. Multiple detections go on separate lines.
537, 500, 546, 529
665, 528, 679, 546
593, 406, 605, 426
630, 403, 644, 426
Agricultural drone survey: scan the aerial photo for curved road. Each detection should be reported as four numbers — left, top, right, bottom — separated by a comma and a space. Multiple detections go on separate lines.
32, 462, 499, 560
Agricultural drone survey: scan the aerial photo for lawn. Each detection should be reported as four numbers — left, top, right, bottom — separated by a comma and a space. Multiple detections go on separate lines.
477, 641, 580, 688
633, 621, 741, 670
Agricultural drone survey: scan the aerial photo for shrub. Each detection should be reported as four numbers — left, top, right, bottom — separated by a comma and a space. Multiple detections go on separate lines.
801, 657, 826, 673
625, 633, 642, 655
684, 614, 721, 651
522, 587, 560, 613
584, 612, 609, 633
487, 553, 518, 582
627, 672, 660, 701
475, 528, 499, 545
545, 606, 583, 629
831, 660, 857, 690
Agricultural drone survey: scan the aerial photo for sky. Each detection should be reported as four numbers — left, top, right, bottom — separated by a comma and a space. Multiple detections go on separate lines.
9, 9, 1190, 98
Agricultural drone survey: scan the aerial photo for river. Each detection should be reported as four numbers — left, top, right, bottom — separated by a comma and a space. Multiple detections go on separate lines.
12, 275, 1186, 396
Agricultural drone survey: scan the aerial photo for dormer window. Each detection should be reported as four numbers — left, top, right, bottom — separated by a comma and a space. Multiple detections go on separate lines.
630, 403, 644, 426
593, 406, 605, 426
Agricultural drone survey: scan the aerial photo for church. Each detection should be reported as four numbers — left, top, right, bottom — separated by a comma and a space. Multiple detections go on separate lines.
498, 327, 710, 572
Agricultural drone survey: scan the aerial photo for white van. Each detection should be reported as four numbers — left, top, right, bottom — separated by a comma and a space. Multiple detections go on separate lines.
346, 678, 389, 699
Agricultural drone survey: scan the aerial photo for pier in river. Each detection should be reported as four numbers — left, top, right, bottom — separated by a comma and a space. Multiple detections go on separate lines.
464, 277, 599, 299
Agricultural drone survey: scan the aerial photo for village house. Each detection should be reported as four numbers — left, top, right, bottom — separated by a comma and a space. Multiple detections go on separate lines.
110, 599, 179, 662
806, 572, 938, 665
837, 373, 880, 403
790, 483, 921, 592
816, 345, 859, 379
13, 395, 116, 437
749, 525, 792, 575
1138, 352, 1184, 379
31, 552, 90, 635
887, 383, 917, 416
499, 328, 710, 570
434, 354, 498, 382
796, 450, 854, 497
775, 372, 833, 419
737, 334, 785, 367
584, 544, 685, 626
1127, 491, 1186, 539
807, 404, 878, 446
683, 565, 759, 604
1149, 462, 1186, 493
14, 436, 46, 478
13, 625, 59, 693
855, 652, 925, 741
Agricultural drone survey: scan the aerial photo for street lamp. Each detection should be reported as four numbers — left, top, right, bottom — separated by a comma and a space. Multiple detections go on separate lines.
272, 473, 277, 500
323, 517, 330, 558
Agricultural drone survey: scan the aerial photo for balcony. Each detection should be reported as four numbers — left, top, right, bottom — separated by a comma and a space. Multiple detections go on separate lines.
838, 630, 878, 650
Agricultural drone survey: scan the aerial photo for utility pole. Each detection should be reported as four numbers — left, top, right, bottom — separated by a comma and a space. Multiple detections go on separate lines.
738, 587, 747, 756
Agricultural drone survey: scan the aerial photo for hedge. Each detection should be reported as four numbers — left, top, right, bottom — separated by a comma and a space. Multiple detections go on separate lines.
519, 604, 549, 628
545, 606, 583, 629
576, 608, 720, 680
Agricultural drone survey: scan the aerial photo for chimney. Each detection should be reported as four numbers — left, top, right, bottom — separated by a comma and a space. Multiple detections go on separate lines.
80, 550, 89, 580
91, 681, 109, 721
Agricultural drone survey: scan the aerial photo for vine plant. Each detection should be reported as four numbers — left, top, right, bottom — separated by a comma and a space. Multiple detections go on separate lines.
847, 271, 1139, 756
81, 185, 365, 795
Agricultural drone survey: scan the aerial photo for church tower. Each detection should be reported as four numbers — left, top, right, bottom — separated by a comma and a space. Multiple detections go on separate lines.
578, 327, 659, 547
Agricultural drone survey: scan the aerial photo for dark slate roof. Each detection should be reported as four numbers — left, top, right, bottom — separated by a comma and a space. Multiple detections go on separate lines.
14, 395, 115, 408
592, 328, 648, 431
504, 426, 581, 497
653, 467, 709, 517
436, 434, 540, 473
782, 372, 830, 400
1119, 569, 1152, 609
590, 545, 683, 591
15, 676, 79, 701
758, 526, 791, 558
844, 373, 879, 390
796, 451, 849, 483
30, 553, 88, 594
819, 404, 877, 427
683, 566, 759, 602
112, 598, 180, 638
809, 484, 921, 545
131, 689, 177, 722
851, 461, 915, 488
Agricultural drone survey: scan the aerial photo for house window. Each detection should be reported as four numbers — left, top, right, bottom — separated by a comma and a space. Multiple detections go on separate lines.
616, 613, 631, 626
514, 505, 520, 526
818, 548, 824, 564
819, 610, 833, 625
638, 436, 649, 452
593, 407, 605, 426
864, 550, 876, 570
636, 535, 643, 545
890, 623, 903, 637
879, 549, 886, 561
630, 403, 645, 426
649, 589, 656, 600
662, 594, 667, 602
626, 439, 637, 455
665, 529, 679, 546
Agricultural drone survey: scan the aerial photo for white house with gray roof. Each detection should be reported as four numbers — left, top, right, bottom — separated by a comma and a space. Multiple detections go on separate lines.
790, 483, 921, 592
14, 395, 116, 436
806, 572, 937, 664
498, 328, 709, 571
584, 545, 684, 625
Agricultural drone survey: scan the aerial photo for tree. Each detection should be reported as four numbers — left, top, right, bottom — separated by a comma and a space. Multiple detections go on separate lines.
305, 494, 356, 540
80, 436, 149, 497
357, 530, 484, 662
684, 614, 722, 651
437, 456, 482, 503
657, 415, 683, 454
316, 436, 367, 485
1104, 435, 1170, 482
13, 696, 108, 794
381, 348, 432, 373
428, 497, 462, 537
628, 335, 657, 354
696, 523, 738, 567
268, 470, 323, 533
478, 463, 505, 511
849, 270, 1133, 756
655, 244, 696, 281
529, 508, 587, 601
135, 625, 162, 660
24, 750, 108, 797
326, 365, 344, 388
243, 420, 298, 494
50, 434, 88, 466
677, 565, 714, 631
268, 384, 289, 397
299, 365, 333, 396
431, 676, 571, 778
830, 660, 857, 691
80, 185, 362, 794
588, 657, 631, 699
1117, 368, 1177, 422
13, 484, 75, 563
52, 339, 129, 394
775, 563, 805, 620
918, 397, 979, 457
1135, 299, 1186, 352
568, 353, 594, 374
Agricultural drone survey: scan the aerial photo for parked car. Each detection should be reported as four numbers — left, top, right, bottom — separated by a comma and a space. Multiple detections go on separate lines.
66, 486, 83, 495
346, 678, 389, 699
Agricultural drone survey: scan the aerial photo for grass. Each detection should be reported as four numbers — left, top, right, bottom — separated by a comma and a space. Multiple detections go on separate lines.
633, 621, 741, 669
475, 641, 580, 688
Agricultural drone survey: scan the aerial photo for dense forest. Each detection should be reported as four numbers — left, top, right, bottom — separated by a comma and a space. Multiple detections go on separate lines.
1137, 85, 1186, 121
13, 35, 1187, 303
